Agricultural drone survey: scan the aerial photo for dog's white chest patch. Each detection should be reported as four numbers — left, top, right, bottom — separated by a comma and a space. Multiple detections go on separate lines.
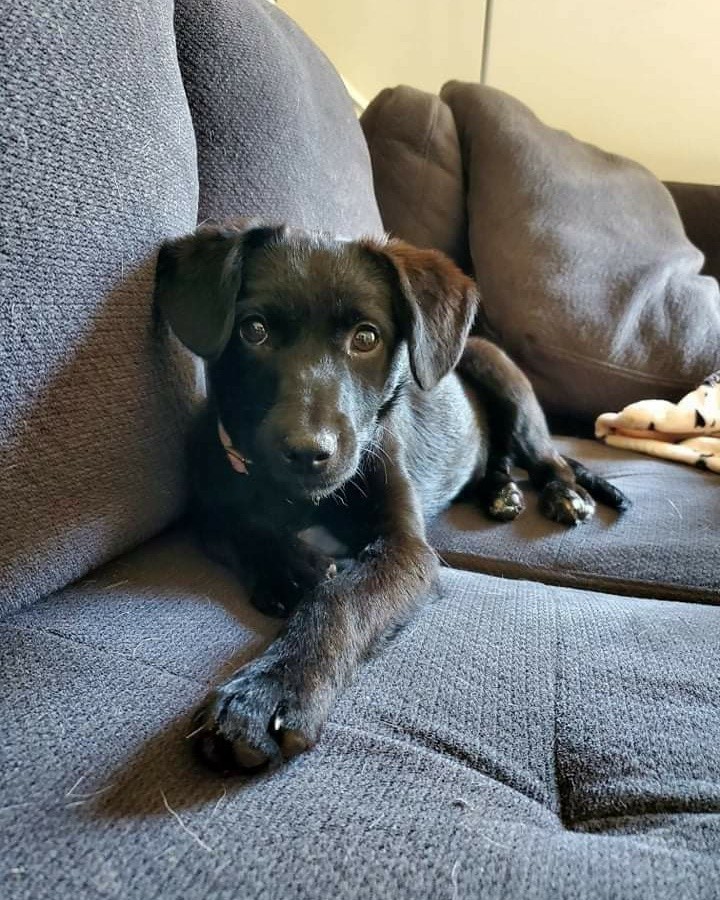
297, 526, 348, 558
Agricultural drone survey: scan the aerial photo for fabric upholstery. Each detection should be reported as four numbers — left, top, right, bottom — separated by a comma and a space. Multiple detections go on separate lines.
360, 85, 469, 268
361, 82, 720, 423
429, 437, 720, 603
440, 82, 720, 422
2, 530, 719, 899
665, 182, 720, 282
174, 0, 383, 237
0, 0, 201, 614
360, 88, 720, 288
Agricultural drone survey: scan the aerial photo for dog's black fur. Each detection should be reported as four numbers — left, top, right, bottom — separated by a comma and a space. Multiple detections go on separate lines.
155, 220, 630, 774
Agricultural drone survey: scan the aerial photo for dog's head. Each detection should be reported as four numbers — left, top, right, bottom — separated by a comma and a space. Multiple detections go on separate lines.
155, 221, 478, 500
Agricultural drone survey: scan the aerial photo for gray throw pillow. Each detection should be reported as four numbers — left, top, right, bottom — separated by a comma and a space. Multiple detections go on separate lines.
441, 83, 720, 421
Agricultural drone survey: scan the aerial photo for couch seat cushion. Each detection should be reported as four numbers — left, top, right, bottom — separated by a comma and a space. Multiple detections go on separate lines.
2, 528, 719, 899
429, 437, 720, 603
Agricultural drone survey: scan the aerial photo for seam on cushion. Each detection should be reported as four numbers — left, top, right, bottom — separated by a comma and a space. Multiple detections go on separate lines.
532, 342, 698, 388
436, 552, 720, 605
329, 721, 559, 817
374, 133, 462, 182
0, 622, 207, 687
568, 800, 720, 830
568, 809, 720, 830
413, 98, 440, 231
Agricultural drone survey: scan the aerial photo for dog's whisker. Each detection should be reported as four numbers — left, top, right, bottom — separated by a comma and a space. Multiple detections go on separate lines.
350, 478, 368, 500
370, 441, 392, 483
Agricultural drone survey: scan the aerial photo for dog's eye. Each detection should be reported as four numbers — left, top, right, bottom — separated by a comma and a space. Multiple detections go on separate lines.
238, 315, 268, 346
350, 323, 380, 353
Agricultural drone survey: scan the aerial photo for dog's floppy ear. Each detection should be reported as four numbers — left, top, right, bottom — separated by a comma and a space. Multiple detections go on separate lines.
362, 238, 479, 390
154, 221, 281, 359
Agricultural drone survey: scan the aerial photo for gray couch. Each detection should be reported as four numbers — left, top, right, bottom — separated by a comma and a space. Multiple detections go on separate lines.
2, 2, 719, 898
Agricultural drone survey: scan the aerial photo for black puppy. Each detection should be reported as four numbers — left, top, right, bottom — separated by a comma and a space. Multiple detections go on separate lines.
155, 221, 629, 773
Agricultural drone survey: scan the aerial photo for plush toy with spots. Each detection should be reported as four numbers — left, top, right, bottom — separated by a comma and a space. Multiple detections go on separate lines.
596, 372, 720, 473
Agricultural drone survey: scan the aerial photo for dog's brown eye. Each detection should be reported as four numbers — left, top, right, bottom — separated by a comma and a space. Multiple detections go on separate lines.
350, 324, 380, 353
239, 316, 268, 346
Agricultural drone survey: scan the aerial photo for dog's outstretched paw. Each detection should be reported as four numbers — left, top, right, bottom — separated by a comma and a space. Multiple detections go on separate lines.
539, 481, 596, 525
192, 663, 324, 775
485, 482, 526, 521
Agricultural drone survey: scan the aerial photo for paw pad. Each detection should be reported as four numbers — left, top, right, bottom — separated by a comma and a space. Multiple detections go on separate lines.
487, 482, 525, 521
539, 482, 596, 526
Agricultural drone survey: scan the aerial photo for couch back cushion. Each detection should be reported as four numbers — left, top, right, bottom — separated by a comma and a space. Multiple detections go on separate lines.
440, 83, 720, 421
175, 0, 383, 235
0, 0, 200, 613
360, 85, 469, 267
362, 83, 720, 423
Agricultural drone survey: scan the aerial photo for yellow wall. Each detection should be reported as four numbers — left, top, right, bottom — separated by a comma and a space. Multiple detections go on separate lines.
279, 0, 487, 105
280, 0, 719, 184
487, 0, 720, 183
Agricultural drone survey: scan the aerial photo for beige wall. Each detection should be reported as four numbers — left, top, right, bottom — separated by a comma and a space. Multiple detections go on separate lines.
279, 0, 486, 105
280, 0, 719, 184
487, 0, 720, 183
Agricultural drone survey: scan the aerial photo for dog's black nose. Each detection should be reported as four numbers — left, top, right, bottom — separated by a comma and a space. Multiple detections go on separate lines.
282, 433, 336, 475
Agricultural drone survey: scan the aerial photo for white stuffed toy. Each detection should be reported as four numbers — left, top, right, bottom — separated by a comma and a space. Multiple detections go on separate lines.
596, 372, 720, 473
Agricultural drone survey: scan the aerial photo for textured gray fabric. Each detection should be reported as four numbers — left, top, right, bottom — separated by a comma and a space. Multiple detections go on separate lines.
361, 85, 720, 293
2, 530, 719, 899
360, 86, 469, 268
439, 83, 720, 422
175, 0, 383, 237
665, 182, 720, 281
0, 0, 201, 614
429, 437, 720, 602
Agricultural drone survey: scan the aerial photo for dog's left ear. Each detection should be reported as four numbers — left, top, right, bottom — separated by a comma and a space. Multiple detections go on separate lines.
362, 239, 479, 390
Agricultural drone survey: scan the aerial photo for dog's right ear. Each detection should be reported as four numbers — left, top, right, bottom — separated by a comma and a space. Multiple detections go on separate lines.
154, 222, 281, 359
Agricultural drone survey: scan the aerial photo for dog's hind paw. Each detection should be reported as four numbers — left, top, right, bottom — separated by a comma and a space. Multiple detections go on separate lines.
486, 482, 526, 521
539, 481, 596, 526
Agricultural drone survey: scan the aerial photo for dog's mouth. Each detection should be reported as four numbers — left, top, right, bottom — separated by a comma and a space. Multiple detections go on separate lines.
268, 451, 360, 503
280, 466, 355, 503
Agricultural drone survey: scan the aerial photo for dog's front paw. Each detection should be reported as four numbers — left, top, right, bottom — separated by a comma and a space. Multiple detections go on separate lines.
192, 663, 325, 775
250, 549, 336, 618
485, 482, 525, 521
539, 481, 596, 525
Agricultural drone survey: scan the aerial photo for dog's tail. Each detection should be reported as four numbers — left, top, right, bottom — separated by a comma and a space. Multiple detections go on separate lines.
564, 456, 632, 512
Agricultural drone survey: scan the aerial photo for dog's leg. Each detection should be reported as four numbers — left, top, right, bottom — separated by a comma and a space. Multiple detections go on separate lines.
458, 337, 629, 524
457, 431, 526, 521
192, 445, 436, 773
480, 450, 527, 521
196, 512, 337, 618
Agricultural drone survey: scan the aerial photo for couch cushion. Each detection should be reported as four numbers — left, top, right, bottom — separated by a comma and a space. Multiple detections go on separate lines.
0, 0, 200, 614
360, 85, 469, 267
2, 529, 719, 899
429, 437, 720, 603
175, 0, 383, 237
440, 82, 720, 423
665, 182, 720, 282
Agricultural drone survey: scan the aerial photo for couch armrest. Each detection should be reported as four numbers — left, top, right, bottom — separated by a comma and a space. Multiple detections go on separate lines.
665, 182, 720, 280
